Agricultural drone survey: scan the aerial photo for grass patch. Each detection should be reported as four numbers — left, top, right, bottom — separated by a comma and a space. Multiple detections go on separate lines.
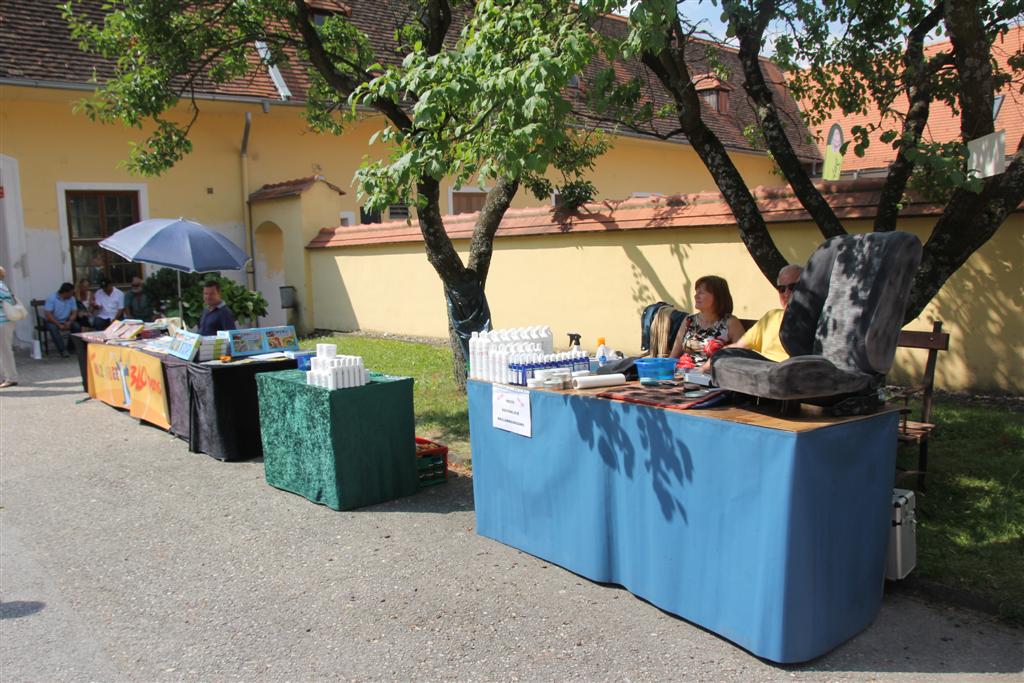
896, 399, 1024, 623
302, 335, 470, 462
303, 335, 1023, 619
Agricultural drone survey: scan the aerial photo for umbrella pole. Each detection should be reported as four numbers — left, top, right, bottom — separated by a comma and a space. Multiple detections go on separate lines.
177, 270, 183, 327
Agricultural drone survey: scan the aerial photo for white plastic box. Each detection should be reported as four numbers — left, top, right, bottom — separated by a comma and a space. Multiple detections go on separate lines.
886, 488, 917, 581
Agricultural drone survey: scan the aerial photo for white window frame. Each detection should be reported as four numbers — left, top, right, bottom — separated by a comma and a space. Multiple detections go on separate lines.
56, 181, 150, 282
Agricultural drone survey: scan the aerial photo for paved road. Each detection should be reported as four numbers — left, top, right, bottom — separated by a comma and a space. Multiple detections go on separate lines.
2, 355, 1021, 681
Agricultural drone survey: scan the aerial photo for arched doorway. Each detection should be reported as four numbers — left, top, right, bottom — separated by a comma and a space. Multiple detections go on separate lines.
254, 221, 286, 327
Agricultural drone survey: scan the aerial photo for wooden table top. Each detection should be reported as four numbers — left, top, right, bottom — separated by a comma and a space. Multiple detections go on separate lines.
483, 380, 897, 434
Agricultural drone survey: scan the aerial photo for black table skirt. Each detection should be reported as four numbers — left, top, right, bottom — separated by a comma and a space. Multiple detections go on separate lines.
161, 355, 192, 439
183, 359, 296, 461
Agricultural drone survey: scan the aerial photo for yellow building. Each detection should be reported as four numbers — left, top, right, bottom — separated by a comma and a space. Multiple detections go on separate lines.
0, 2, 804, 332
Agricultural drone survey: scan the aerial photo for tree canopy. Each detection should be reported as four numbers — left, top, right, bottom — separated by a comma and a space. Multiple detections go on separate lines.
65, 0, 608, 380
575, 0, 1024, 320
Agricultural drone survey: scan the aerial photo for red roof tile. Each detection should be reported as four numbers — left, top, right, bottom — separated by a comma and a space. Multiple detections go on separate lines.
806, 24, 1023, 172
248, 175, 345, 203
308, 177, 1020, 249
0, 0, 283, 100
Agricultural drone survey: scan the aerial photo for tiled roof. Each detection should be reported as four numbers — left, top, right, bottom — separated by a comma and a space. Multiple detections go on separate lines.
308, 177, 1019, 249
306, 0, 352, 14
578, 14, 819, 160
248, 175, 345, 203
1, 0, 818, 161
806, 24, 1023, 172
0, 0, 283, 100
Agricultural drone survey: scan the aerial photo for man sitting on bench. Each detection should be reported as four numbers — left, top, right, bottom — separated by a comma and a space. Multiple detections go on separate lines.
43, 282, 84, 358
721, 264, 802, 362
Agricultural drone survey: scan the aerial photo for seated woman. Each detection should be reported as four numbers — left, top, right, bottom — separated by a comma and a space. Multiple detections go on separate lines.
669, 275, 745, 370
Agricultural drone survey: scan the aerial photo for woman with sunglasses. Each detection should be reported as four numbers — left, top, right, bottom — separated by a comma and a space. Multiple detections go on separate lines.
670, 275, 746, 369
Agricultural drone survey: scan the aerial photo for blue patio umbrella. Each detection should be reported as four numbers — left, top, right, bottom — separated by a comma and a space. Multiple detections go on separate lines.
99, 218, 250, 320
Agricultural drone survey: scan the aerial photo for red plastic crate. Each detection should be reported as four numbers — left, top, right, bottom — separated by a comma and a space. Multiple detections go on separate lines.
415, 437, 448, 487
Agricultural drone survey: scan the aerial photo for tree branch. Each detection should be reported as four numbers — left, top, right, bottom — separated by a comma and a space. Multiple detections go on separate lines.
874, 3, 945, 231
291, 0, 412, 130
735, 0, 845, 240
640, 15, 787, 282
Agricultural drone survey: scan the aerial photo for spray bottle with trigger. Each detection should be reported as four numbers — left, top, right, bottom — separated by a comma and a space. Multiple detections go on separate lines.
567, 332, 583, 372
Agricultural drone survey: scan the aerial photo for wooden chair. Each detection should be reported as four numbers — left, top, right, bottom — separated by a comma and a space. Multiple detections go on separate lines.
892, 321, 950, 491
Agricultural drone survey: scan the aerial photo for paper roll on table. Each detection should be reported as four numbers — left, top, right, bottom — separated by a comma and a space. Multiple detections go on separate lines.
571, 373, 628, 390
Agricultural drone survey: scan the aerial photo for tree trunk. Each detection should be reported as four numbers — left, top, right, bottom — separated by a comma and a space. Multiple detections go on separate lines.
448, 313, 468, 390
641, 22, 788, 283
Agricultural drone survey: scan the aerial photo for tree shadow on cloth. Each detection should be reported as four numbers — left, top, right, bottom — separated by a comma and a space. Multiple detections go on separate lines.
568, 394, 692, 523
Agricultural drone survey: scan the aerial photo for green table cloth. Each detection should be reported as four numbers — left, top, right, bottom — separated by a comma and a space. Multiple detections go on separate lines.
256, 370, 417, 510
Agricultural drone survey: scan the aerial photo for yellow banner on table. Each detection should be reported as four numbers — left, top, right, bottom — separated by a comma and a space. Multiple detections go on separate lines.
87, 343, 170, 430
127, 350, 170, 429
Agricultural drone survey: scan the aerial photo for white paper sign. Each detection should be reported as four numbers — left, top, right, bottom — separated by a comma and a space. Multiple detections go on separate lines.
492, 385, 532, 437
968, 130, 1006, 178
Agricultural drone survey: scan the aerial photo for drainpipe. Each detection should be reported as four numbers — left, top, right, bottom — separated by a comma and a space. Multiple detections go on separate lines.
240, 112, 255, 294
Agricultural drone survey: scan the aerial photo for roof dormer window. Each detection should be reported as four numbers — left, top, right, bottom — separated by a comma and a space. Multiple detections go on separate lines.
306, 0, 352, 26
693, 74, 732, 114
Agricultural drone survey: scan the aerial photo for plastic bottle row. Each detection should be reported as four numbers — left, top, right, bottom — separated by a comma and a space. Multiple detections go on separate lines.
306, 353, 370, 389
472, 326, 554, 353
504, 350, 591, 386
469, 326, 555, 381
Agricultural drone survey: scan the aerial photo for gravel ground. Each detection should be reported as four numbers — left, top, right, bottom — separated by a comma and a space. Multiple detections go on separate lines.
1, 353, 1022, 682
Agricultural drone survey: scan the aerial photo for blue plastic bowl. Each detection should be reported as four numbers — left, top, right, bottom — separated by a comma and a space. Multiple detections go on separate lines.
635, 357, 677, 381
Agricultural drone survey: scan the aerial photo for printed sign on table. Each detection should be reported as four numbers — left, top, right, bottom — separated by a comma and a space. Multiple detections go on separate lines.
224, 325, 299, 357
127, 350, 170, 429
167, 329, 202, 361
492, 384, 532, 437
87, 344, 170, 430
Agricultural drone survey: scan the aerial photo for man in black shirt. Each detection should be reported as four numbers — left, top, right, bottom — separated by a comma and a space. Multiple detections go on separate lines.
197, 281, 237, 335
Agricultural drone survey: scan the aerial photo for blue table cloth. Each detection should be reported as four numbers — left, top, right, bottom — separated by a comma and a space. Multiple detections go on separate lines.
469, 381, 898, 663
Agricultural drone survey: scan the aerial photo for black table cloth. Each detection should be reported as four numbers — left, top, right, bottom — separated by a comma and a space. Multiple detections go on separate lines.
76, 338, 295, 461
161, 354, 192, 439
183, 359, 297, 461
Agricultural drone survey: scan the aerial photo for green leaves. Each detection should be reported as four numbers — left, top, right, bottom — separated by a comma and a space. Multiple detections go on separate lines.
352, 0, 608, 213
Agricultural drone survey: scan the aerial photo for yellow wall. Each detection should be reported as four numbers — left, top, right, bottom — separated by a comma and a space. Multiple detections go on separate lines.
308, 215, 1024, 393
1, 85, 779, 235
583, 134, 782, 200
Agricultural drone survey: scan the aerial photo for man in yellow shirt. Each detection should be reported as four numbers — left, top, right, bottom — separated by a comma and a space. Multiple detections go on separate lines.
729, 264, 802, 361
